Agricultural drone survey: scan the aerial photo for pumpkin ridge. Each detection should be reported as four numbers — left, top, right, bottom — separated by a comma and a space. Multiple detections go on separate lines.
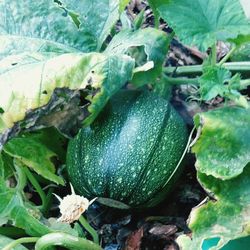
125, 102, 171, 206
105, 90, 143, 199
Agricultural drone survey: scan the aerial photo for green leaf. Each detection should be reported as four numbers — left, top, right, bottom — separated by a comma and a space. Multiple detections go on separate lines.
0, 0, 128, 57
50, 0, 128, 51
199, 64, 248, 107
0, 235, 28, 250
47, 218, 78, 237
0, 152, 14, 180
193, 106, 250, 179
199, 66, 231, 100
23, 128, 67, 162
0, 179, 52, 236
156, 0, 250, 51
231, 42, 250, 61
3, 133, 64, 185
105, 28, 170, 86
177, 165, 250, 250
119, 0, 130, 13
0, 0, 82, 58
0, 52, 134, 147
240, 0, 250, 19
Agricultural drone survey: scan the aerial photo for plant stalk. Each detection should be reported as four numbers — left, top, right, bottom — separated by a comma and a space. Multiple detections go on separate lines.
163, 62, 250, 76
14, 160, 27, 192
163, 75, 199, 85
211, 43, 217, 65
34, 232, 102, 250
2, 237, 39, 250
79, 215, 99, 245
163, 75, 250, 89
23, 167, 47, 212
218, 46, 237, 66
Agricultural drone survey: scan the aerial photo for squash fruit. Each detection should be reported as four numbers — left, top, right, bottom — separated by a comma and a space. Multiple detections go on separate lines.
67, 90, 188, 209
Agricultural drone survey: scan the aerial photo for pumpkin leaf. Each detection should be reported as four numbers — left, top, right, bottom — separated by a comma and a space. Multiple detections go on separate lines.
3, 133, 64, 185
199, 65, 248, 107
0, 0, 127, 57
156, 0, 250, 51
0, 52, 134, 148
0, 152, 14, 180
240, 0, 250, 19
105, 28, 170, 86
199, 66, 231, 101
55, 0, 127, 51
193, 106, 250, 180
0, 178, 52, 236
231, 42, 250, 61
177, 165, 250, 250
119, 0, 130, 13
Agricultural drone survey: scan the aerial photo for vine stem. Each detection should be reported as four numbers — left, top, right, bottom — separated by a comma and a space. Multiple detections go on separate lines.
2, 237, 39, 250
163, 75, 199, 85
218, 46, 236, 66
211, 43, 217, 65
163, 62, 250, 76
79, 215, 99, 244
13, 160, 27, 192
23, 167, 47, 212
163, 75, 250, 89
42, 187, 54, 216
35, 232, 102, 250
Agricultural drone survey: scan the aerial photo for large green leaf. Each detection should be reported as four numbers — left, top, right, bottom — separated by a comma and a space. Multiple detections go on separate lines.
0, 52, 134, 147
177, 165, 250, 250
59, 0, 127, 51
193, 106, 250, 179
0, 0, 128, 57
240, 0, 250, 19
3, 133, 64, 185
105, 28, 170, 85
156, 0, 250, 51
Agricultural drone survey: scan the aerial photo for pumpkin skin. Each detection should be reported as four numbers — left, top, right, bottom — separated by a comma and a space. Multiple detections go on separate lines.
67, 90, 188, 208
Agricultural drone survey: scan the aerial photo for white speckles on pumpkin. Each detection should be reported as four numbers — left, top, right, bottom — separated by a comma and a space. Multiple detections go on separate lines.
67, 90, 188, 208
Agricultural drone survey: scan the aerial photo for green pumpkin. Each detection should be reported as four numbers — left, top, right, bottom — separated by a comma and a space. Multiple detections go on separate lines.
67, 90, 188, 209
